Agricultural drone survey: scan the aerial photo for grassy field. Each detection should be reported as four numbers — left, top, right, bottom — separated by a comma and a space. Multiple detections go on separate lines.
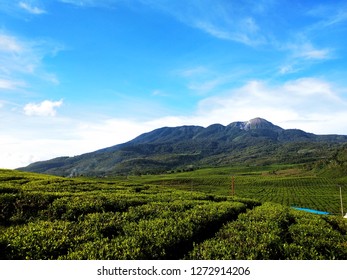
1, 165, 347, 260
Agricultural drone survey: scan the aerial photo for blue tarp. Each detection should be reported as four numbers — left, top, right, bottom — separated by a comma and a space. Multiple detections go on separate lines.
292, 207, 330, 215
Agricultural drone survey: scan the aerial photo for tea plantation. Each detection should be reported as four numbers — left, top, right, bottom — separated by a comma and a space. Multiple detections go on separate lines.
1, 167, 346, 260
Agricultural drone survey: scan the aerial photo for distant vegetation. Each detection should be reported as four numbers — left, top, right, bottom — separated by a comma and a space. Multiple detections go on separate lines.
1, 166, 346, 260
309, 144, 347, 178
138, 164, 347, 215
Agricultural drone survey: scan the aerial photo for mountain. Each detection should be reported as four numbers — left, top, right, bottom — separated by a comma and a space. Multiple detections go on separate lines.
18, 118, 347, 176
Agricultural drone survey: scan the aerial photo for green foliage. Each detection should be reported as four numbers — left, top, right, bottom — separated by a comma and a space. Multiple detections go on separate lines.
62, 201, 246, 260
139, 165, 346, 215
0, 194, 17, 225
45, 195, 146, 221
302, 143, 347, 179
0, 193, 58, 225
187, 203, 293, 259
284, 211, 347, 259
1, 168, 347, 260
187, 203, 347, 260
0, 220, 76, 259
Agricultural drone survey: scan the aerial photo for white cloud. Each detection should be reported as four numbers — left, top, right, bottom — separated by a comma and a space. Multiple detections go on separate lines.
0, 79, 26, 90
307, 4, 347, 27
195, 21, 231, 41
177, 66, 246, 95
18, 2, 46, 15
324, 10, 347, 26
283, 78, 337, 99
57, 0, 267, 47
0, 33, 23, 53
0, 31, 62, 92
23, 99, 63, 117
58, 0, 93, 6
194, 20, 264, 46
0, 116, 161, 169
278, 39, 333, 75
279, 65, 297, 75
178, 66, 208, 78
151, 89, 169, 97
280, 36, 332, 61
2, 76, 347, 169
194, 77, 347, 133
58, 0, 118, 8
294, 43, 331, 60
193, 16, 266, 46
188, 77, 227, 94
138, 0, 267, 46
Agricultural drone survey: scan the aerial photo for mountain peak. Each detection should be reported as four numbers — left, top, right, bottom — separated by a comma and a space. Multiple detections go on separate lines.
248, 117, 270, 124
231, 117, 283, 131
245, 117, 272, 129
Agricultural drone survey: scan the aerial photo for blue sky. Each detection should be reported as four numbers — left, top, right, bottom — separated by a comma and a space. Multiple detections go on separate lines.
1, 0, 347, 168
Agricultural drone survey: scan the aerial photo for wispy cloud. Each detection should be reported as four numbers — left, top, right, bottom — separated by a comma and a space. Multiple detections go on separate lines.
0, 30, 63, 91
151, 89, 169, 97
177, 65, 247, 95
291, 41, 332, 60
0, 1, 46, 17
23, 99, 63, 117
307, 3, 347, 27
58, 0, 119, 8
178, 66, 208, 78
0, 78, 26, 90
138, 0, 268, 47
0, 33, 23, 53
187, 76, 231, 95
324, 10, 347, 26
278, 37, 333, 75
56, 0, 271, 47
18, 1, 46, 15
195, 15, 266, 46
177, 65, 223, 94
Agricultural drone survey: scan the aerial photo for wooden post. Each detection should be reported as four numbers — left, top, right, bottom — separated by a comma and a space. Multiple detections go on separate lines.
231, 176, 235, 196
340, 186, 344, 218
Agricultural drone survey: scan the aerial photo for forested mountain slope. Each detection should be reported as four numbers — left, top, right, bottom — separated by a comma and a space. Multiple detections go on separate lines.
18, 118, 347, 176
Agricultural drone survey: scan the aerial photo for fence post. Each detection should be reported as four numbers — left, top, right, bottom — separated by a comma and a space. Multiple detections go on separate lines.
340, 185, 344, 218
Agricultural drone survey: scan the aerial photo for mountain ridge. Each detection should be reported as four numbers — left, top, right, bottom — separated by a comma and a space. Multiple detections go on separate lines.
18, 118, 347, 176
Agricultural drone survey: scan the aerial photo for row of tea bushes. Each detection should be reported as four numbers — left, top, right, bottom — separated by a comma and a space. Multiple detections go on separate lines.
187, 203, 347, 260
0, 200, 248, 259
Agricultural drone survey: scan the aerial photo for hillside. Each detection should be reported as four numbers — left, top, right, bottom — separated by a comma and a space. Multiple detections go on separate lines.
309, 144, 347, 178
18, 118, 347, 177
